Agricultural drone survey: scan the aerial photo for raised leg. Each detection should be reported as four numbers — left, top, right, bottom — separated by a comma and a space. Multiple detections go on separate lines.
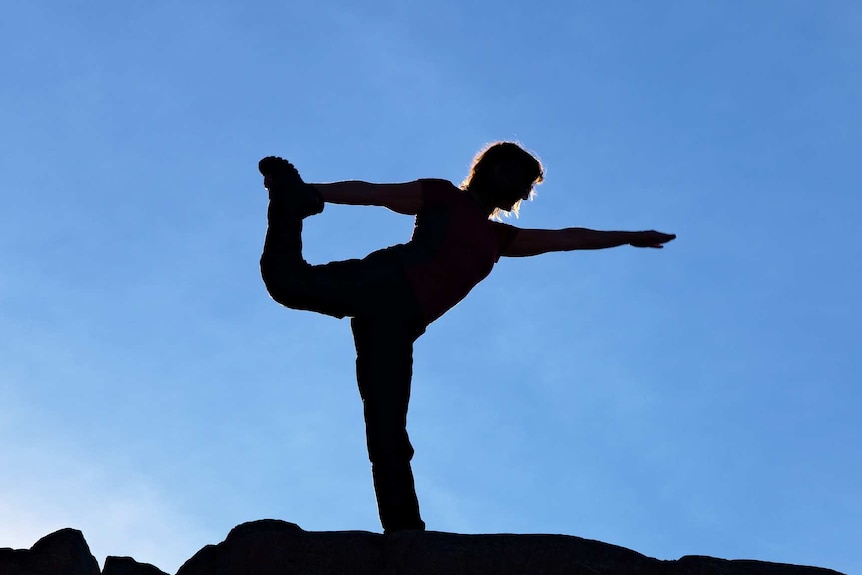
258, 157, 418, 320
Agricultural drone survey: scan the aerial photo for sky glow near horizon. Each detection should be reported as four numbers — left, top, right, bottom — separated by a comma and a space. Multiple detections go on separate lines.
1, 2, 860, 574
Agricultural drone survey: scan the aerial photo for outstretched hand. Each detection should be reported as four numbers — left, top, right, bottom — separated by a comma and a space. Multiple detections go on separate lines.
629, 231, 677, 249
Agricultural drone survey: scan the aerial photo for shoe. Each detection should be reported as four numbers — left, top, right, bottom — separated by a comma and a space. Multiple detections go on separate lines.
258, 156, 324, 217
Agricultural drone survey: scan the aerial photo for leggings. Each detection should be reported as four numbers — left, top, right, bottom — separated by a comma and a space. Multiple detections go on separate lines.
260, 201, 426, 532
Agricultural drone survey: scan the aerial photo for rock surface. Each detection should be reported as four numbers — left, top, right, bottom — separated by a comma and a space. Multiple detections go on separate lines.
1, 520, 847, 575
103, 556, 169, 575
0, 528, 99, 575
176, 520, 845, 575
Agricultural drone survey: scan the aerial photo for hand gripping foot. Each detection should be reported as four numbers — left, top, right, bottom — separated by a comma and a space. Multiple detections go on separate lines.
258, 156, 324, 217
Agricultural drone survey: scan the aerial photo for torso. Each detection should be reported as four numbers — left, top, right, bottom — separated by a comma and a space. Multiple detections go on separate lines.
395, 179, 519, 325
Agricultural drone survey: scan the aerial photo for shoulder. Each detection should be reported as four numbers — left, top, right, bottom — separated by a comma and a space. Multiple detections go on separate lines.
418, 178, 458, 188
489, 221, 521, 249
417, 178, 461, 201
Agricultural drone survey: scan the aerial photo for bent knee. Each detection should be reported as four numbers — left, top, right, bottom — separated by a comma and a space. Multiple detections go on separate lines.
260, 260, 304, 307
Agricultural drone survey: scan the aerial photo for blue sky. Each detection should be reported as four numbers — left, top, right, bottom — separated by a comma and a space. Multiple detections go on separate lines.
1, 1, 860, 573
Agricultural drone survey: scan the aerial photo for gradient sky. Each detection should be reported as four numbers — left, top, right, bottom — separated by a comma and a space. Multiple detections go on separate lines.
1, 2, 860, 574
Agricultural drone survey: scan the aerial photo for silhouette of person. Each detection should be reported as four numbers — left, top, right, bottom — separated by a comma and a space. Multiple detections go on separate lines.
258, 142, 675, 534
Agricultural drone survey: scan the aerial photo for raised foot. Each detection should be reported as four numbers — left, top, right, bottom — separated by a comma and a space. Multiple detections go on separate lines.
258, 155, 324, 217
259, 156, 303, 189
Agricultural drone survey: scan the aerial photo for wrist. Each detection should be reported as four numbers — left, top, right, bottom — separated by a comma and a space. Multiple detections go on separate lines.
613, 231, 637, 246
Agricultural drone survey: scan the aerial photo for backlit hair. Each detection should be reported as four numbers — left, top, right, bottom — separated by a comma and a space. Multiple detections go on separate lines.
460, 141, 544, 220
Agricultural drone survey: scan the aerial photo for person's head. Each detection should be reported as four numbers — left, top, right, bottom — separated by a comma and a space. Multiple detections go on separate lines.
461, 141, 544, 220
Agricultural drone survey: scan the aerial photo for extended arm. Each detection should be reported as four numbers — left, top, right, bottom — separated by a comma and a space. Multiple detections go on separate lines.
311, 180, 424, 215
502, 227, 676, 257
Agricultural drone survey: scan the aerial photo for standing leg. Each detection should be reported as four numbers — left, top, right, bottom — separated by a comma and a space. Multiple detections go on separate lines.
351, 316, 425, 533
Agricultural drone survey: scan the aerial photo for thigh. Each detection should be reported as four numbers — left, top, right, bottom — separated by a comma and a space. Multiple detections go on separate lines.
352, 316, 419, 399
275, 251, 420, 320
351, 316, 422, 461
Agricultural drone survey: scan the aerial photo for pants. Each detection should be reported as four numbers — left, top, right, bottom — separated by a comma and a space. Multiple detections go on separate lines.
260, 201, 426, 533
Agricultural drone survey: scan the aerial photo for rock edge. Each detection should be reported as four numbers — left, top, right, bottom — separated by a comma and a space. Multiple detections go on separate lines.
0, 520, 846, 575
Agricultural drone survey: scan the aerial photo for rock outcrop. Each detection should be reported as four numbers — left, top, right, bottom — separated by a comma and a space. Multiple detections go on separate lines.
0, 529, 167, 575
175, 520, 845, 575
0, 528, 99, 575
103, 556, 170, 575
1, 520, 846, 575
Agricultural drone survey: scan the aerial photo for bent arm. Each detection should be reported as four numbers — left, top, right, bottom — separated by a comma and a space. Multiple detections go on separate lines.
311, 180, 424, 215
502, 227, 676, 257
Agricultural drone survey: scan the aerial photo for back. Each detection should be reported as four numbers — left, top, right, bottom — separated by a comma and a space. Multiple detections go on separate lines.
398, 179, 519, 324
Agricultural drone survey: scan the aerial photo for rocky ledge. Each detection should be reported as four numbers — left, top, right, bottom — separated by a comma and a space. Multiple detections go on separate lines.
0, 520, 846, 575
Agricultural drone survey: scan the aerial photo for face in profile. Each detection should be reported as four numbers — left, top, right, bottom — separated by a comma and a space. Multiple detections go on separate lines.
491, 162, 534, 210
